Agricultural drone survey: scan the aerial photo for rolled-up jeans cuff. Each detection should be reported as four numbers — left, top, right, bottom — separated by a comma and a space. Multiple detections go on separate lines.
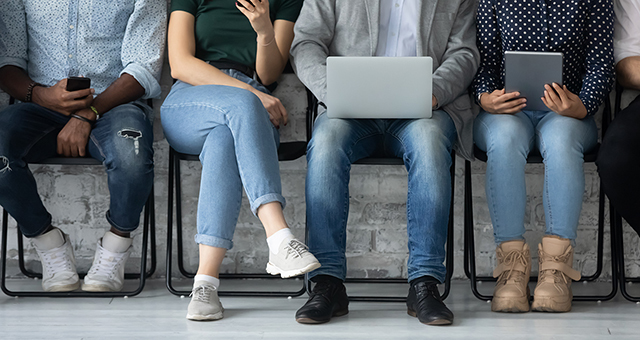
250, 193, 286, 216
308, 268, 345, 282
408, 269, 446, 284
21, 214, 54, 238
195, 234, 234, 250
105, 210, 138, 233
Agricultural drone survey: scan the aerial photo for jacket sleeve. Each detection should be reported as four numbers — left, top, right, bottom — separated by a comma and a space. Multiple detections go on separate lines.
289, 0, 335, 104
431, 0, 480, 108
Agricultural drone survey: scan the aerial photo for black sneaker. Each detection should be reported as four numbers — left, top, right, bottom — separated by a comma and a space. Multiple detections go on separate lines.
295, 275, 349, 324
406, 280, 454, 326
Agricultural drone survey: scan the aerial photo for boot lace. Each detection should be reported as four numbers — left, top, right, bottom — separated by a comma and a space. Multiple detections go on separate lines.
284, 239, 310, 259
539, 251, 571, 285
190, 284, 216, 303
497, 250, 528, 284
41, 246, 74, 276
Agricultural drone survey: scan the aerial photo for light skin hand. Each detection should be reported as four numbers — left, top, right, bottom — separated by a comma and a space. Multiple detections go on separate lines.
31, 78, 95, 116
252, 90, 288, 128
236, 0, 274, 42
432, 95, 437, 109
479, 89, 527, 114
541, 83, 587, 119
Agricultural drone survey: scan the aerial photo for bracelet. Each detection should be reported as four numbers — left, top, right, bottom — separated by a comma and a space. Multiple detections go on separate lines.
70, 113, 95, 126
258, 35, 276, 47
89, 105, 101, 119
25, 82, 43, 103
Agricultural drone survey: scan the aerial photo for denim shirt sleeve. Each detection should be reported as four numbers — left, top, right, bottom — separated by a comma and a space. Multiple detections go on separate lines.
119, 0, 167, 99
0, 0, 28, 71
578, 0, 615, 117
472, 0, 502, 104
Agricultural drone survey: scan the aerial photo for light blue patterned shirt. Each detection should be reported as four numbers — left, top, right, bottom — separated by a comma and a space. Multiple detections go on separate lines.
0, 0, 166, 99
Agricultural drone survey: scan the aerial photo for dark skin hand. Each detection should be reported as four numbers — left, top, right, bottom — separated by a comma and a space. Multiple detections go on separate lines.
0, 66, 145, 158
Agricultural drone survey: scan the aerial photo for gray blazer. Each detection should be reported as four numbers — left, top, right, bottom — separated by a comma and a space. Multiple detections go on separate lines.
290, 0, 480, 160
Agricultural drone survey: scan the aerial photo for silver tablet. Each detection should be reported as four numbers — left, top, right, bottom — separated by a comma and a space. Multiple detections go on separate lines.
504, 51, 563, 111
326, 57, 433, 119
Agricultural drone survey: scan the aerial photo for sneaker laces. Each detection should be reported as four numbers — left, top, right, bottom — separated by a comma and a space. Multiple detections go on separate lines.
284, 239, 310, 259
41, 246, 74, 275
190, 284, 216, 303
497, 250, 529, 284
88, 248, 126, 279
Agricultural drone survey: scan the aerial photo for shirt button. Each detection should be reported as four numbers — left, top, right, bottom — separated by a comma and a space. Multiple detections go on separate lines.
395, 3, 400, 7
68, 54, 73, 58
69, 25, 74, 29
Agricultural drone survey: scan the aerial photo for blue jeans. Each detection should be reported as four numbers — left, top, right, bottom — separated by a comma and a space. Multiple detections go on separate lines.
160, 70, 284, 250
306, 111, 457, 283
474, 110, 598, 243
0, 102, 154, 237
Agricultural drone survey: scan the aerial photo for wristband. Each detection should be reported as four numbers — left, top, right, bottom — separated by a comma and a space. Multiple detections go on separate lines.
25, 82, 44, 103
89, 105, 101, 120
71, 113, 95, 126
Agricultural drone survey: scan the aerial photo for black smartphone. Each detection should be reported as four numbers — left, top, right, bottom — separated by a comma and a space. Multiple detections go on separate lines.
236, 0, 256, 9
66, 76, 91, 92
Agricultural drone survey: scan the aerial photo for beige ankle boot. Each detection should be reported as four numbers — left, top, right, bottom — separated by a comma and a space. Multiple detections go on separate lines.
491, 240, 531, 312
531, 235, 581, 312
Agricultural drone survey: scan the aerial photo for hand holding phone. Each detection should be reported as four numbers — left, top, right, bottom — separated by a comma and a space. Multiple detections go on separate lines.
66, 76, 91, 92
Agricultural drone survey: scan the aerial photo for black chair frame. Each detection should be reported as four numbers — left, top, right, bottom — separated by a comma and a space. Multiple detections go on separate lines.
463, 96, 618, 302
165, 76, 312, 297
304, 90, 454, 302
1, 97, 157, 297
612, 82, 640, 302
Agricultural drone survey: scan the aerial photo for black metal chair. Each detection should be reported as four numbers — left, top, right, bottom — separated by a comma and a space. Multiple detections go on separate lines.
612, 82, 640, 303
1, 98, 157, 298
305, 90, 455, 302
165, 69, 311, 297
463, 96, 618, 302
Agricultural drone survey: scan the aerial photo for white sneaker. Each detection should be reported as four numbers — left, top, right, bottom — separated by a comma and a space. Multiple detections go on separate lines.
32, 228, 80, 292
82, 232, 132, 292
266, 237, 321, 278
187, 282, 224, 321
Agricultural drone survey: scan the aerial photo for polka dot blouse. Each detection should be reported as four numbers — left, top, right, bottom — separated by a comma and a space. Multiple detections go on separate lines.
472, 0, 615, 116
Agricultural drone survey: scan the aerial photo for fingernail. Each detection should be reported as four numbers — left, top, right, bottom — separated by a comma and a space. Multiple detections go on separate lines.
91, 89, 95, 93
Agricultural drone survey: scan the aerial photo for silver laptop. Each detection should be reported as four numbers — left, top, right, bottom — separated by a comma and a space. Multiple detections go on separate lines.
326, 57, 433, 119
505, 51, 563, 111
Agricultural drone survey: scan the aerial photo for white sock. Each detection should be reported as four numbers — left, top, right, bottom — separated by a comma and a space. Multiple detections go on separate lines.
194, 274, 220, 289
102, 231, 132, 253
267, 228, 294, 254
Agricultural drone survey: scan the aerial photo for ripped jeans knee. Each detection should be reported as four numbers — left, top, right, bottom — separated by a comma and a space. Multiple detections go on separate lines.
0, 156, 11, 174
117, 128, 144, 155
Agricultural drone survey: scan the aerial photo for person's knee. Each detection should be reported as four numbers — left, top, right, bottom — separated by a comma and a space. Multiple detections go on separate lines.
477, 116, 531, 155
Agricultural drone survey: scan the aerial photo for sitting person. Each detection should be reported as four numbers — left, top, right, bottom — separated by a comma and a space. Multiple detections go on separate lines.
473, 0, 614, 313
597, 0, 640, 237
0, 0, 165, 292
161, 0, 319, 321
291, 0, 479, 326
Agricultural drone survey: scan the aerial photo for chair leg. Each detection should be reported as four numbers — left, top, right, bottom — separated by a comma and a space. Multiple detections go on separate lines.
616, 207, 640, 302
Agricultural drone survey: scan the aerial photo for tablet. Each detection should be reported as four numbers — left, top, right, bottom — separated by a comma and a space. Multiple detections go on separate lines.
504, 51, 563, 111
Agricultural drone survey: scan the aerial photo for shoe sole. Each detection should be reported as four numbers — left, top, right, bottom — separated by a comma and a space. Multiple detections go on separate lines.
531, 297, 572, 313
266, 261, 321, 279
45, 281, 80, 292
296, 308, 349, 324
491, 297, 531, 313
407, 309, 453, 326
81, 283, 122, 292
186, 312, 224, 321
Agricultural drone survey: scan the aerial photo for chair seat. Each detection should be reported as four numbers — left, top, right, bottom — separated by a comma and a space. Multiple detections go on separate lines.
354, 157, 404, 165
31, 157, 103, 166
173, 141, 308, 163
473, 144, 601, 163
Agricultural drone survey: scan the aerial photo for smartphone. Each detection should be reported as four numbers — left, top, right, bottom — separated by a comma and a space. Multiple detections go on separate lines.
236, 0, 256, 9
66, 76, 91, 92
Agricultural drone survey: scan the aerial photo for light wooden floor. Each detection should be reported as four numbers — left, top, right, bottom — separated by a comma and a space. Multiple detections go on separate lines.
1, 279, 639, 339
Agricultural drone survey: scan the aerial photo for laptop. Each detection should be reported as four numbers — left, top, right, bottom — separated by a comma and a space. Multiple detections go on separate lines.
504, 51, 563, 111
326, 57, 433, 119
